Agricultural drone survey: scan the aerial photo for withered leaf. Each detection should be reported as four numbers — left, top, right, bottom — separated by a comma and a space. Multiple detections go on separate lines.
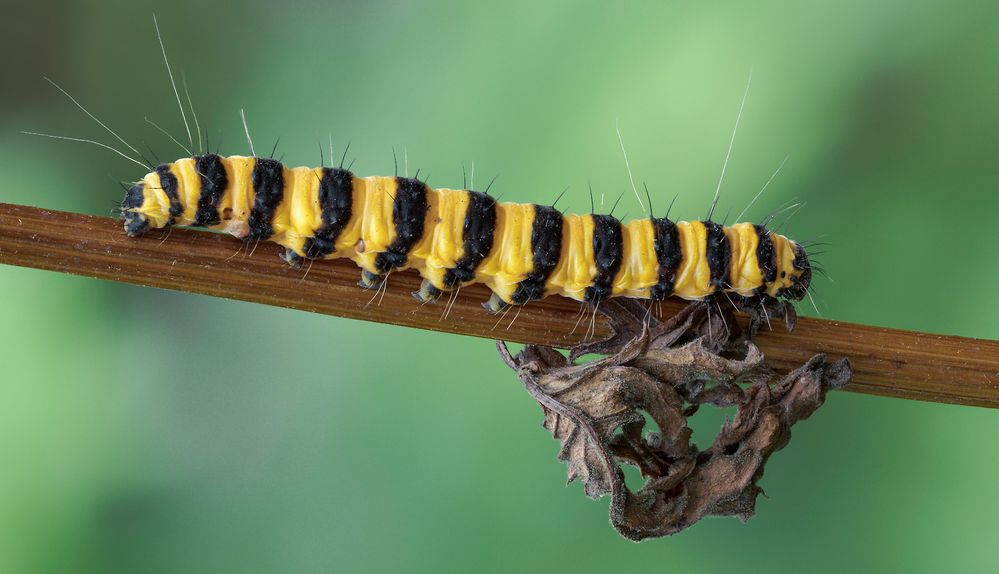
499, 296, 852, 541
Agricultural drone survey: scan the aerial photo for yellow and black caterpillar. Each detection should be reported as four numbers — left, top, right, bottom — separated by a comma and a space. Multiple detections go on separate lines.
120, 154, 812, 310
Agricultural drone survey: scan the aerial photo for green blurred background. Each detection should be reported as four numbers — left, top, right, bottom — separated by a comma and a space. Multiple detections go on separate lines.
2, 0, 998, 571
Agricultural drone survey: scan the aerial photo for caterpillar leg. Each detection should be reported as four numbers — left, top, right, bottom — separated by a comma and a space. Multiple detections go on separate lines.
280, 248, 303, 268
225, 220, 250, 239
412, 279, 443, 304
358, 269, 385, 290
481, 292, 511, 314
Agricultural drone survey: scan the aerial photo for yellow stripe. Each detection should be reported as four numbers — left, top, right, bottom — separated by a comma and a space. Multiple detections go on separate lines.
268, 166, 322, 256
546, 213, 594, 301
724, 222, 763, 296
479, 202, 535, 303
222, 156, 256, 234
170, 158, 200, 225
139, 172, 171, 228
415, 188, 469, 290
292, 168, 323, 240
351, 176, 398, 274
612, 218, 657, 297
673, 221, 713, 299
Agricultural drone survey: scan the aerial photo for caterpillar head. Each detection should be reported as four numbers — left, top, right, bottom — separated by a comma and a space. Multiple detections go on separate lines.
120, 181, 151, 236
778, 242, 812, 301
764, 235, 812, 301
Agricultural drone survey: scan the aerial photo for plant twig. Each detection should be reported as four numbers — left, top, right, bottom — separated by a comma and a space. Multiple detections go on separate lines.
1, 202, 997, 408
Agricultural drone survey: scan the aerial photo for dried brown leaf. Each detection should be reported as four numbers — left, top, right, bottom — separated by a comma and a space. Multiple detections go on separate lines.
500, 297, 851, 541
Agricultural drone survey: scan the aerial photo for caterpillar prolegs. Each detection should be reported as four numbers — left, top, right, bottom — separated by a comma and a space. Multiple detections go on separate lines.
120, 154, 813, 311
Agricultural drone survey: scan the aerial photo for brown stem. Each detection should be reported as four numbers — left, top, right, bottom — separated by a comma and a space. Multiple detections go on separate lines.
2, 202, 997, 408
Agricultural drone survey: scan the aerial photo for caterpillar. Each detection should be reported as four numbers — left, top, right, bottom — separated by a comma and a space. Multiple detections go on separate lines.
119, 153, 812, 311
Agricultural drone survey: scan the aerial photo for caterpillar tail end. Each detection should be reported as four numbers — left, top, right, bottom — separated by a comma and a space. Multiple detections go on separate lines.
412, 279, 442, 304
120, 183, 150, 237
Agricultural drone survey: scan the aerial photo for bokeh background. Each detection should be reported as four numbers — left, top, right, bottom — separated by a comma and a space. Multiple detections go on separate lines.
2, 0, 998, 572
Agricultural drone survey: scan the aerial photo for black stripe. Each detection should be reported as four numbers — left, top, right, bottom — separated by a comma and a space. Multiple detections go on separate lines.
650, 217, 681, 300
443, 190, 497, 288
247, 158, 285, 240
375, 177, 429, 272
754, 225, 777, 287
304, 167, 354, 259
193, 154, 228, 227
155, 164, 182, 223
511, 205, 563, 304
584, 215, 623, 303
703, 221, 730, 291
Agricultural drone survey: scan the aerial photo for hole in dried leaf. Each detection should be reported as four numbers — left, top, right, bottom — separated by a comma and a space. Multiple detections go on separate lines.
687, 404, 737, 448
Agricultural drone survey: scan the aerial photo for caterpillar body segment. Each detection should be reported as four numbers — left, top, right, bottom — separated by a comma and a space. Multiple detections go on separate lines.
121, 153, 813, 309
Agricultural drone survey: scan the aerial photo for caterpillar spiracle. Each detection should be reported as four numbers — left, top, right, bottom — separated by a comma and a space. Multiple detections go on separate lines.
119, 154, 812, 311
